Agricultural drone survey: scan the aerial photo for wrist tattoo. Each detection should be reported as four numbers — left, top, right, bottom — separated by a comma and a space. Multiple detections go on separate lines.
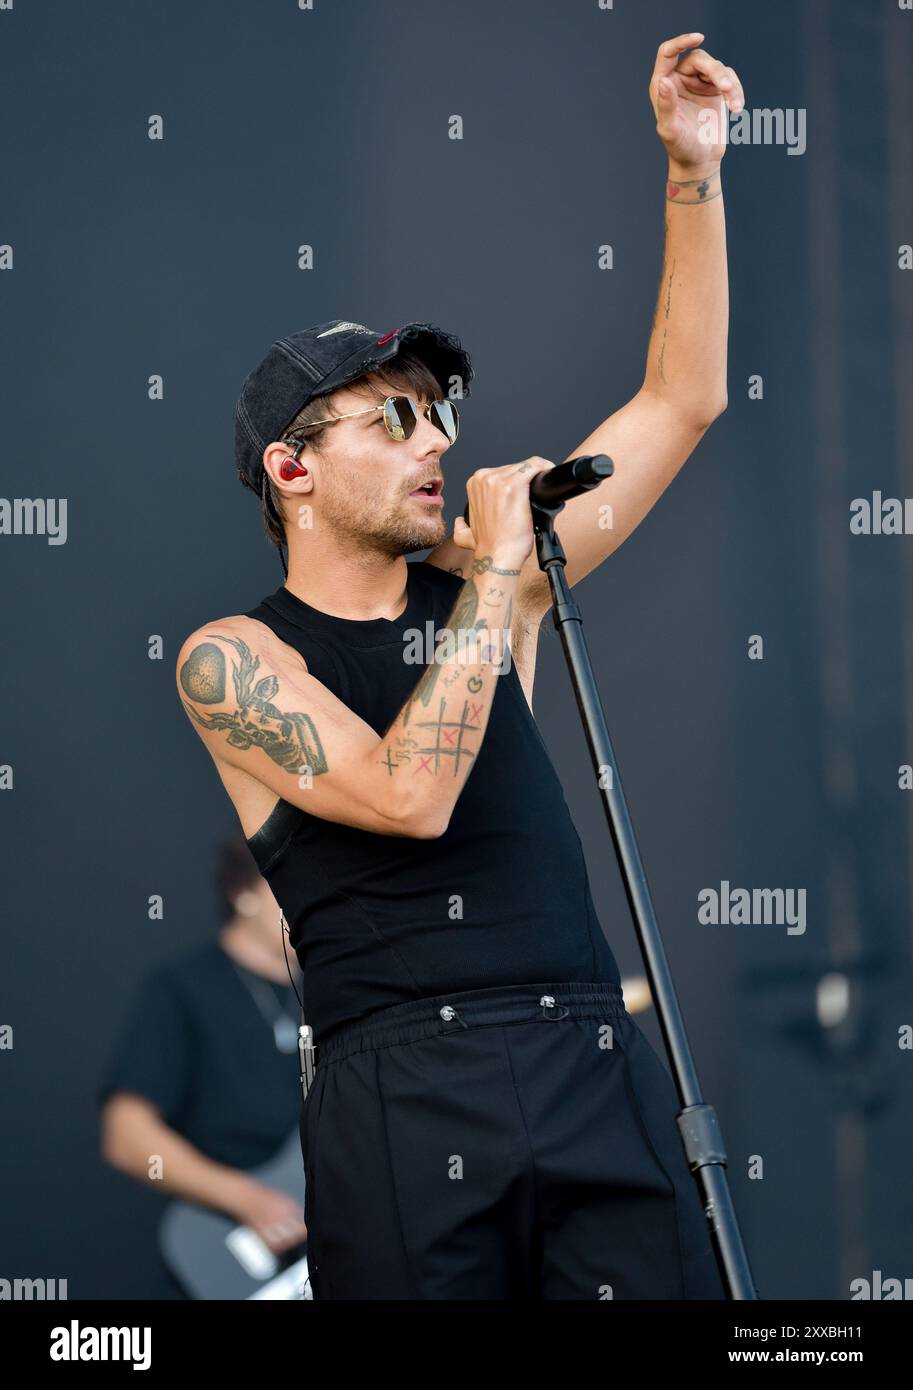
472, 555, 521, 576
666, 170, 722, 204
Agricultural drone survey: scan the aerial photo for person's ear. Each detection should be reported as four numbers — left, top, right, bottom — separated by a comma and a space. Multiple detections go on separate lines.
264, 440, 312, 491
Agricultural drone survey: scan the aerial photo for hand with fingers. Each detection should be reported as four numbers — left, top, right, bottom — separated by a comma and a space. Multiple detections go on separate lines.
649, 31, 745, 175
453, 458, 556, 573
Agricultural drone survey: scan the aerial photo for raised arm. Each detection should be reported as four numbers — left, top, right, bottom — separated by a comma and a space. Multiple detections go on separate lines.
438, 32, 740, 623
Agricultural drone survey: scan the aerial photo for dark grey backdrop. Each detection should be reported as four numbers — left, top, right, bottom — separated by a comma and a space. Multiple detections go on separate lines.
1, 0, 911, 1300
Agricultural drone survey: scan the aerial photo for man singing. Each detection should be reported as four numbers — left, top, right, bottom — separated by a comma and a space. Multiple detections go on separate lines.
176, 32, 740, 1299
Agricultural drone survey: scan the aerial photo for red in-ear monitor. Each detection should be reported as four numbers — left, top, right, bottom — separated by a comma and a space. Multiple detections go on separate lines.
280, 457, 307, 480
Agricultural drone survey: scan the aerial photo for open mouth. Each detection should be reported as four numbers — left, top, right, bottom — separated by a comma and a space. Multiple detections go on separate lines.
409, 478, 444, 502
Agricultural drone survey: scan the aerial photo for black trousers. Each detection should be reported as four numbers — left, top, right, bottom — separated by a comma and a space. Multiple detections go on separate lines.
300, 981, 725, 1300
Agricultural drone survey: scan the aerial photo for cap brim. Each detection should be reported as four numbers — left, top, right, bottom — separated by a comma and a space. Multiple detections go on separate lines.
311, 322, 472, 402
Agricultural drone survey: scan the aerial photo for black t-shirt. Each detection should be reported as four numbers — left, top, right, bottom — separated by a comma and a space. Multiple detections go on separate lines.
96, 940, 302, 1169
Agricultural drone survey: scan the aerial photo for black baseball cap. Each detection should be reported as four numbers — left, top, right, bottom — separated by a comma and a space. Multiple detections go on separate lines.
234, 319, 473, 498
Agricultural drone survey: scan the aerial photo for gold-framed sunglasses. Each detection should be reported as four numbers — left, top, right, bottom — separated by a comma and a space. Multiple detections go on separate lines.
286, 394, 459, 447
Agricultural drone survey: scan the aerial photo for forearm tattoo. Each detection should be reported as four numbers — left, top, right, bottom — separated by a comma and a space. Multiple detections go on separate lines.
448, 554, 522, 580
378, 689, 483, 777
402, 570, 488, 728
471, 554, 522, 575
381, 564, 514, 776
657, 253, 676, 384
666, 169, 722, 204
180, 635, 328, 776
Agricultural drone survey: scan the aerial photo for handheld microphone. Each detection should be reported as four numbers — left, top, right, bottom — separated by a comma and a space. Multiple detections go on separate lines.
462, 454, 614, 526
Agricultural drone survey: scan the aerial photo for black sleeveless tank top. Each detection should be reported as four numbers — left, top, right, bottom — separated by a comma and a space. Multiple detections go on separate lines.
243, 559, 621, 1042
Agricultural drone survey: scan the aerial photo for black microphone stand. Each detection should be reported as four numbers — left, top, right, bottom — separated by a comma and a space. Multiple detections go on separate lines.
507, 452, 759, 1300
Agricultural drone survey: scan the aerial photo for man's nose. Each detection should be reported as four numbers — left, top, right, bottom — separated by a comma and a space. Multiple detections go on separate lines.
415, 413, 448, 455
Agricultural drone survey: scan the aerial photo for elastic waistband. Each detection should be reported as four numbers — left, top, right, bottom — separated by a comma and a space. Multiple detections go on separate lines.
316, 981, 627, 1065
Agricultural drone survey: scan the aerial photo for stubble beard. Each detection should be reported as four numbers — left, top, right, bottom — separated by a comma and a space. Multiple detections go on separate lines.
321, 471, 447, 557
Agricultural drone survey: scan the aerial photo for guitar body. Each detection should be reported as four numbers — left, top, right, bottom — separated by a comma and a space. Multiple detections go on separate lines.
159, 1127, 311, 1300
